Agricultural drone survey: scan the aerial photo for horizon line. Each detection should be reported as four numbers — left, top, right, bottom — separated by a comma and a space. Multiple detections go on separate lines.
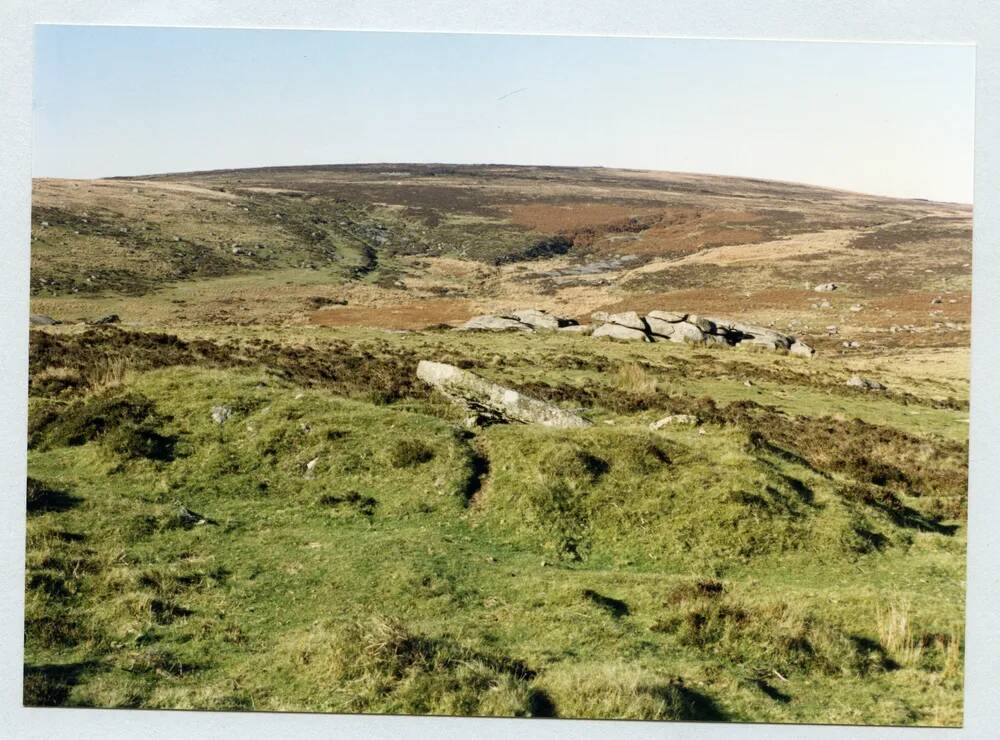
32, 161, 974, 207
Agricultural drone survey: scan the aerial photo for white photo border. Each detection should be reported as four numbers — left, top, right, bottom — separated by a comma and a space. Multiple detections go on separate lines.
2, 2, 996, 738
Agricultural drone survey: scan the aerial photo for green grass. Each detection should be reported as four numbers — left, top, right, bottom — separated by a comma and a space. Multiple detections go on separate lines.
24, 347, 966, 724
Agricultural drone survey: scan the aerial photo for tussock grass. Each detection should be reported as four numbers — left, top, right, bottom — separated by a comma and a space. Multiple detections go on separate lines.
81, 355, 131, 392
614, 362, 659, 396
876, 602, 923, 668
653, 590, 893, 678
275, 616, 546, 716
538, 662, 722, 721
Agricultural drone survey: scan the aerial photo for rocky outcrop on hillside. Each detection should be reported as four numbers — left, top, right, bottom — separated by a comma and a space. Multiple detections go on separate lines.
457, 309, 579, 333
456, 308, 815, 356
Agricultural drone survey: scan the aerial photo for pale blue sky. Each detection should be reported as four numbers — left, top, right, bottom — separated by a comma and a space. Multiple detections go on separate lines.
33, 26, 975, 202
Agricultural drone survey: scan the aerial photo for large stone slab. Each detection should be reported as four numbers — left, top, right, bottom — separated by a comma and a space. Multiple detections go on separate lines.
729, 322, 793, 349
416, 360, 592, 428
592, 323, 651, 342
646, 316, 677, 338
646, 310, 686, 323
558, 323, 594, 335
591, 311, 647, 331
510, 308, 576, 330
457, 315, 533, 332
668, 321, 706, 344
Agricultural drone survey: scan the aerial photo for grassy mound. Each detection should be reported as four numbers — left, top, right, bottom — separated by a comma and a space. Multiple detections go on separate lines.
473, 424, 904, 565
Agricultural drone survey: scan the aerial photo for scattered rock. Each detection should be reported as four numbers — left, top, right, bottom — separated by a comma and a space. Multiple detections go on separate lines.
416, 360, 591, 428
931, 297, 943, 305
814, 283, 838, 292
649, 414, 700, 430
89, 314, 121, 325
846, 375, 885, 391
29, 314, 59, 326
826, 325, 839, 335
789, 341, 815, 358
849, 304, 864, 312
304, 457, 319, 479
178, 505, 209, 527
211, 405, 232, 425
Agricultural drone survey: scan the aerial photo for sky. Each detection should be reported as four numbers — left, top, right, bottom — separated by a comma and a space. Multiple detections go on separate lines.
33, 26, 975, 202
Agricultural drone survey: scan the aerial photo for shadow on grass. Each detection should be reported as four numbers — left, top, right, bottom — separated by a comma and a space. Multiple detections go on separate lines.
23, 661, 97, 707
842, 484, 959, 536
751, 677, 792, 704
26, 478, 82, 515
647, 680, 728, 722
582, 589, 630, 619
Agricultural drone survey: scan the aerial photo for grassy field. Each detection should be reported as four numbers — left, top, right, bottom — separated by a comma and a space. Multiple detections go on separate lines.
24, 165, 970, 726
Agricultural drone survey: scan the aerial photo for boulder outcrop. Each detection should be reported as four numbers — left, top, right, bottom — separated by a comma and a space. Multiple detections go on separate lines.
458, 309, 577, 333
454, 308, 815, 356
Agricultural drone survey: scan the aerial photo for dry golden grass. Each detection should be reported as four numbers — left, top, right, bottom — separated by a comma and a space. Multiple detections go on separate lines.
81, 355, 131, 391
671, 228, 857, 266
876, 602, 923, 668
613, 362, 659, 396
310, 298, 477, 329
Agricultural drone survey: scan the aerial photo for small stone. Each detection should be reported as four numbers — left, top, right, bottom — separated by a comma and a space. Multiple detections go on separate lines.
211, 406, 232, 425
789, 341, 815, 358
304, 457, 319, 478
649, 414, 700, 429
846, 375, 885, 391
